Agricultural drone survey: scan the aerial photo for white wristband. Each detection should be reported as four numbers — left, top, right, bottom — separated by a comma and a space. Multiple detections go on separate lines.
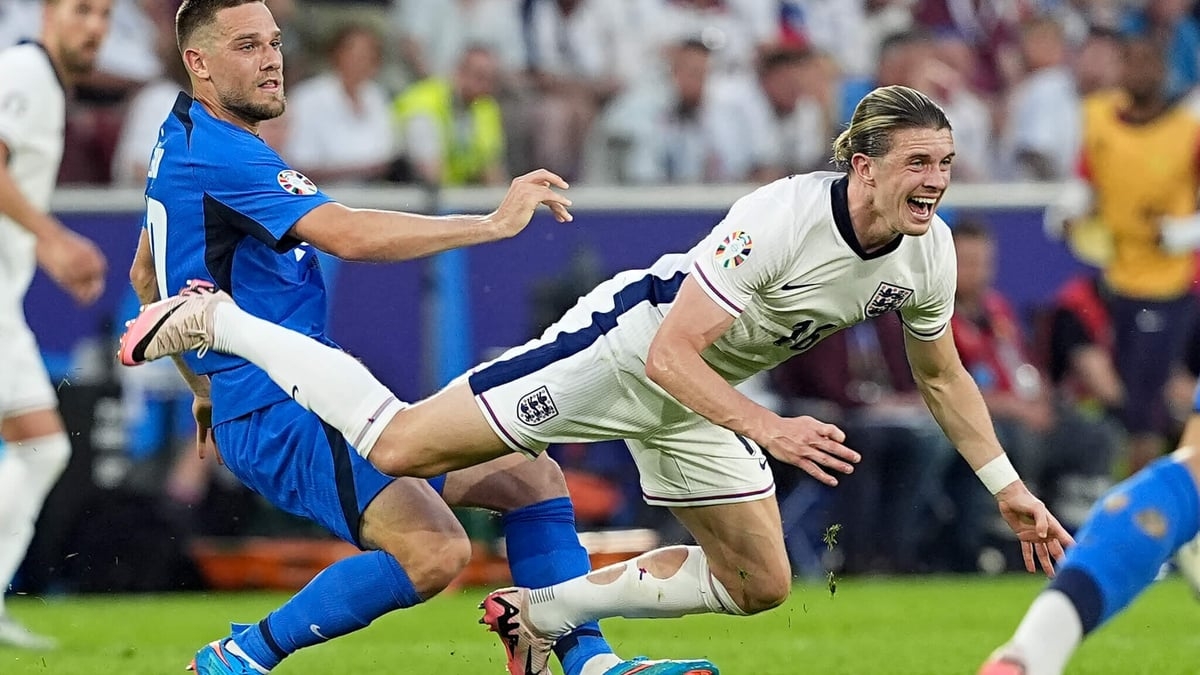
975, 455, 1020, 495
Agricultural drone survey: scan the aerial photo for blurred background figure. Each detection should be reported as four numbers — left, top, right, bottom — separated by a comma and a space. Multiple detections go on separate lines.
1047, 34, 1200, 475
282, 23, 398, 186
393, 45, 508, 187
1000, 15, 1081, 181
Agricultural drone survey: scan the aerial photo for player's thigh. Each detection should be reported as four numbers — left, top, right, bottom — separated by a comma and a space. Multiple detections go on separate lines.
214, 400, 398, 546
374, 380, 512, 476
670, 497, 791, 613
464, 340, 659, 458
439, 452, 569, 512
0, 321, 62, 441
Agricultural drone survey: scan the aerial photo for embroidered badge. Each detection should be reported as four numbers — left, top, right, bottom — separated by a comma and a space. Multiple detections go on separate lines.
277, 169, 318, 196
517, 386, 559, 426
864, 281, 914, 317
714, 231, 753, 269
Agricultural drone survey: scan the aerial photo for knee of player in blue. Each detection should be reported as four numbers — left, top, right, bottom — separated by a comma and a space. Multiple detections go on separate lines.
1050, 455, 1200, 633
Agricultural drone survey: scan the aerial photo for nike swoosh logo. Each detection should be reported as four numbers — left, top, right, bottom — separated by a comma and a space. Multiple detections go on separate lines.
291, 385, 300, 399
310, 624, 329, 641
781, 281, 820, 291
130, 302, 186, 363
759, 458, 768, 470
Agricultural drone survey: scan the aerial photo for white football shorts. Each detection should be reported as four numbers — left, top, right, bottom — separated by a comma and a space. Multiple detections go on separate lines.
466, 318, 776, 508
0, 315, 57, 419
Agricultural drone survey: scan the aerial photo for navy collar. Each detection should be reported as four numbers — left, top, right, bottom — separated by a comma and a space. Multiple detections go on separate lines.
831, 175, 904, 261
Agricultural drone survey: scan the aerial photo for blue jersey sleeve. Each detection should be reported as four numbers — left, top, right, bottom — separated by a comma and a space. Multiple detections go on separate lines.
194, 135, 331, 251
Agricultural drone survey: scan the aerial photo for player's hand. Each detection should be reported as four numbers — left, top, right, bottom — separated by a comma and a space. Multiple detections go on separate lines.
36, 226, 107, 305
192, 394, 221, 465
761, 415, 860, 486
996, 481, 1075, 577
488, 169, 574, 237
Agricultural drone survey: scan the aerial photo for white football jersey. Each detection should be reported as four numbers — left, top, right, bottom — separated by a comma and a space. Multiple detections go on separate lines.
549, 172, 956, 386
0, 41, 65, 316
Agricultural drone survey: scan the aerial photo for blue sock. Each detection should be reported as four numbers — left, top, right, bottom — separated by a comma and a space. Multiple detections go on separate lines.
233, 550, 422, 669
502, 497, 613, 675
1049, 455, 1200, 634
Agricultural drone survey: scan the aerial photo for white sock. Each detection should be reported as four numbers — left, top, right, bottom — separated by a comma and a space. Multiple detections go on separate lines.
211, 303, 406, 456
580, 654, 623, 675
526, 546, 743, 637
0, 434, 71, 613
1008, 590, 1084, 675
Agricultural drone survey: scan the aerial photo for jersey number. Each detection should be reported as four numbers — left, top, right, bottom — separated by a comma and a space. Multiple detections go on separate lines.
146, 196, 169, 299
773, 319, 836, 352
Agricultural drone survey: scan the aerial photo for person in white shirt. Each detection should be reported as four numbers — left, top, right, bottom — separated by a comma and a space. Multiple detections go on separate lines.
281, 23, 396, 186
0, 0, 111, 650
122, 84, 1074, 674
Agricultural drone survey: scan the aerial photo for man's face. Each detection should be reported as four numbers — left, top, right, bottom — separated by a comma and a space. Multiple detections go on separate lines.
862, 126, 954, 237
954, 235, 995, 301
456, 50, 498, 103
196, 2, 285, 122
1122, 40, 1166, 103
45, 0, 113, 75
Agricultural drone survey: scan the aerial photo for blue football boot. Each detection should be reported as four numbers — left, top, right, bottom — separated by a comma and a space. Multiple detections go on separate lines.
604, 656, 720, 674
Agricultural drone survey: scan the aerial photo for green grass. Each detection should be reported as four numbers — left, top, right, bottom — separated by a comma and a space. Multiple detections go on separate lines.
3, 575, 1198, 674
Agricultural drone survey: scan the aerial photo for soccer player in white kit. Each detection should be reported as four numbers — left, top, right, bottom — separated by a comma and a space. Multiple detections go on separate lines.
122, 85, 1075, 675
0, 0, 111, 650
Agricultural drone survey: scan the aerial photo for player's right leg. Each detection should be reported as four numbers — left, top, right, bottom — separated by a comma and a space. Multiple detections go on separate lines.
189, 400, 471, 674
979, 435, 1200, 675
118, 287, 510, 476
0, 322, 73, 650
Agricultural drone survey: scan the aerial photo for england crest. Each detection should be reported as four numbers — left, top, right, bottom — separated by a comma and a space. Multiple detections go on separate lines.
865, 281, 913, 317
517, 386, 559, 426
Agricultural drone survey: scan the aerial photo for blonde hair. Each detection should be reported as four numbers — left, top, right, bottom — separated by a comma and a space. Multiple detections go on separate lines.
832, 85, 951, 170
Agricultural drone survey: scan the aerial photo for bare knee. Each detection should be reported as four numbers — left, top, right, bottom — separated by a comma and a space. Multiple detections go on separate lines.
377, 529, 472, 599
716, 565, 791, 615
369, 440, 442, 479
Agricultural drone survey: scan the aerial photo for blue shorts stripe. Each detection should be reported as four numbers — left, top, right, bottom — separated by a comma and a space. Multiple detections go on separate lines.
468, 270, 687, 394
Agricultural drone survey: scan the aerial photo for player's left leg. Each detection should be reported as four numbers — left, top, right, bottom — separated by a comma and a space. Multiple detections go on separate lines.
443, 452, 718, 675
0, 324, 73, 650
980, 441, 1200, 675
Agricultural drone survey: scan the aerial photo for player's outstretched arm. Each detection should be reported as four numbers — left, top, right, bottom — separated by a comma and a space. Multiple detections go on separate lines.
646, 277, 861, 486
290, 168, 573, 262
904, 330, 1074, 575
0, 142, 106, 304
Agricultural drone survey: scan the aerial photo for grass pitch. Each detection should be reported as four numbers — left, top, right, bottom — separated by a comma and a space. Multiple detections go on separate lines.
3, 575, 1197, 674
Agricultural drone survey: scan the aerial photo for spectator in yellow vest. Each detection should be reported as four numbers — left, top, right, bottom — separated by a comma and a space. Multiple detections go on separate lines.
393, 45, 506, 187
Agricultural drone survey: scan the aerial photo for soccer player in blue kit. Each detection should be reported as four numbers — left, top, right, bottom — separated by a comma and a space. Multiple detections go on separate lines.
124, 1, 715, 674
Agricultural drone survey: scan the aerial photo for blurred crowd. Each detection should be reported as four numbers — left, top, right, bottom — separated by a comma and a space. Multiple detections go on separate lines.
3, 0, 1200, 188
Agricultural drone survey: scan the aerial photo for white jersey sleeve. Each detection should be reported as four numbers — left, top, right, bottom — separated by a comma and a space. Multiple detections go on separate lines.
898, 218, 956, 341
0, 45, 54, 153
689, 184, 799, 316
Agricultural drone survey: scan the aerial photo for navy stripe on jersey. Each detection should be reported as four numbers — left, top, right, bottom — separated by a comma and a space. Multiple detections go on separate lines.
901, 317, 946, 339
468, 270, 688, 395
321, 419, 364, 547
171, 92, 193, 142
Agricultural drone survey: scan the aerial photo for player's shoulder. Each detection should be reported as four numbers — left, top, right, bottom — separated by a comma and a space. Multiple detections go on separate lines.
738, 171, 839, 214
0, 42, 58, 89
918, 214, 956, 257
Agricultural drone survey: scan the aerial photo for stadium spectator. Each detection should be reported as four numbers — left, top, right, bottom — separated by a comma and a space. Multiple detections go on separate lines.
1046, 34, 1200, 474
595, 38, 743, 184
1000, 15, 1081, 181
110, 0, 190, 186
769, 313, 948, 575
1121, 0, 1200, 98
281, 23, 397, 186
950, 221, 1117, 539
1072, 27, 1123, 97
515, 0, 663, 179
392, 45, 507, 187
390, 0, 524, 80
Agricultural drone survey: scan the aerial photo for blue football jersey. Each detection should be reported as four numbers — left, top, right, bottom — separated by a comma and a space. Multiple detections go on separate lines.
144, 93, 335, 424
